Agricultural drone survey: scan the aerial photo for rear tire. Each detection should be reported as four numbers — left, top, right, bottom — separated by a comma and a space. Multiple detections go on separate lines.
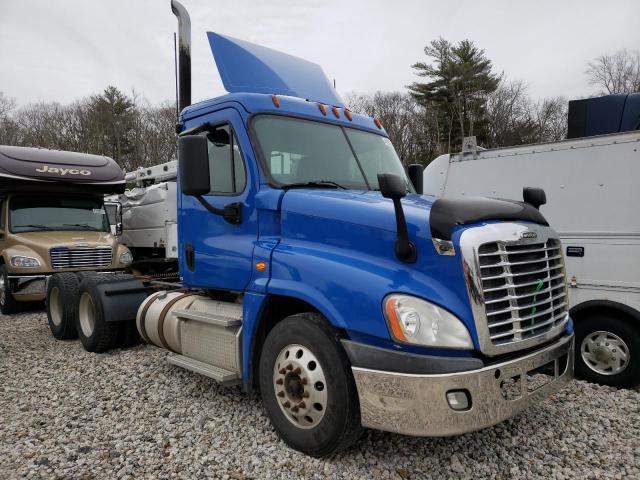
46, 273, 80, 340
0, 265, 20, 315
258, 313, 362, 457
575, 313, 640, 388
76, 277, 120, 352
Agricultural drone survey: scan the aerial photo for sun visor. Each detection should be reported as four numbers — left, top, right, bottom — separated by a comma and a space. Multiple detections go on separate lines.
207, 32, 344, 107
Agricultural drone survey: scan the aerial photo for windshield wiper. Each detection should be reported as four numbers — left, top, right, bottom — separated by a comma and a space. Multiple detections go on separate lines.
13, 224, 54, 231
282, 180, 347, 190
62, 223, 102, 231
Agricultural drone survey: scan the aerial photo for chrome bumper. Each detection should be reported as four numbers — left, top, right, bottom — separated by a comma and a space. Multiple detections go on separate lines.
352, 334, 574, 436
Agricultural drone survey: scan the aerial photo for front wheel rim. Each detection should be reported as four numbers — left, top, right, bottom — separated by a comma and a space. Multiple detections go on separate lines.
78, 292, 96, 337
273, 344, 328, 429
580, 330, 630, 376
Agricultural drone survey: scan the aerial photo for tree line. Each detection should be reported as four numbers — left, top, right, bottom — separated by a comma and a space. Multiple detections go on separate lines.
1, 42, 638, 170
0, 86, 176, 172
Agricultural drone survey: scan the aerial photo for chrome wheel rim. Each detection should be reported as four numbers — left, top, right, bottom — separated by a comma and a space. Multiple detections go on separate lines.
78, 292, 96, 337
0, 274, 5, 306
49, 287, 63, 326
273, 344, 327, 429
581, 330, 629, 376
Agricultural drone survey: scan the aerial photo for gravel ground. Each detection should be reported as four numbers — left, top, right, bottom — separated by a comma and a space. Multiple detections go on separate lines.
1, 310, 638, 480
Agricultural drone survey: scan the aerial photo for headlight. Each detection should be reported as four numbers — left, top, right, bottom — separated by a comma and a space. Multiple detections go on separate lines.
11, 256, 41, 268
383, 294, 473, 349
119, 251, 133, 265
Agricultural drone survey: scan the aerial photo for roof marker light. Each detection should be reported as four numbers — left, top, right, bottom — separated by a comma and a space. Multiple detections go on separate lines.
271, 94, 280, 108
374, 118, 382, 129
318, 103, 327, 116
332, 106, 340, 118
344, 109, 353, 121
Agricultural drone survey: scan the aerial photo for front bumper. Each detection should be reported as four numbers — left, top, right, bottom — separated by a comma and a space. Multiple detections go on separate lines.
352, 333, 574, 436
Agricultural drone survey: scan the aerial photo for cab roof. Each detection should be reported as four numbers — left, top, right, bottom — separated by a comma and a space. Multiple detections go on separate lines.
179, 32, 386, 135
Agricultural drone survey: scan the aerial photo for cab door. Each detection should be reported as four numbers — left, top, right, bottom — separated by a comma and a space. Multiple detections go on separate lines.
178, 108, 259, 291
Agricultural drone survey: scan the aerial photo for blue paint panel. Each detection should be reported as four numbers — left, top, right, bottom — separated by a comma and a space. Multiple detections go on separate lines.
179, 107, 261, 291
242, 291, 269, 387
207, 32, 344, 108
267, 190, 480, 355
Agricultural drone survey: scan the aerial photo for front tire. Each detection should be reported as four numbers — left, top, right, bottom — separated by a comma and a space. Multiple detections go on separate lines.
46, 273, 80, 340
259, 313, 362, 457
575, 313, 640, 388
0, 265, 19, 315
76, 277, 119, 352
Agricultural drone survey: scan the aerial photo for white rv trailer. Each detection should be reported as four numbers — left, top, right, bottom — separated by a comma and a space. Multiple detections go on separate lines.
423, 131, 640, 388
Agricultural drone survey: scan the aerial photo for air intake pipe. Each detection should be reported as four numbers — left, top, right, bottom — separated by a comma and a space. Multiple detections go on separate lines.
171, 0, 191, 113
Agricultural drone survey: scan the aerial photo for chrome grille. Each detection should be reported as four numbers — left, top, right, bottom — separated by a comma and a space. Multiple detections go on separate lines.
459, 223, 570, 356
478, 238, 568, 346
50, 246, 113, 269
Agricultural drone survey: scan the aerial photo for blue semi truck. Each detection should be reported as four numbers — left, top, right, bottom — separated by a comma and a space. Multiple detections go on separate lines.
47, 1, 574, 457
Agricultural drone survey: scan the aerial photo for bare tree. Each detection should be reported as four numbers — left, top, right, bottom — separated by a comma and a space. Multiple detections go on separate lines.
345, 91, 439, 166
586, 49, 640, 94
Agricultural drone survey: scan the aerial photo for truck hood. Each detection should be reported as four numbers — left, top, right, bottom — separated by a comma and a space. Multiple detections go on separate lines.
14, 230, 115, 248
280, 189, 434, 239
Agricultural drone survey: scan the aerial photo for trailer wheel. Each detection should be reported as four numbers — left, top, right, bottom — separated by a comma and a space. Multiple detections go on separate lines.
46, 273, 80, 340
259, 313, 362, 457
76, 277, 119, 352
0, 265, 19, 315
575, 313, 640, 388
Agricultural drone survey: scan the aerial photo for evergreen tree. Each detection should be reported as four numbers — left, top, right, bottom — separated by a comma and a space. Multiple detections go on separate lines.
409, 38, 500, 152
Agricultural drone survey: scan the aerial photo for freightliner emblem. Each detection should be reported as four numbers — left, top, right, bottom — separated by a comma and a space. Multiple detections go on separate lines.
520, 231, 537, 240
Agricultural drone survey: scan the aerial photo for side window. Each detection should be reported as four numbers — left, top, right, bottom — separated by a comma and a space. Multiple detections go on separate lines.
0, 199, 4, 229
206, 125, 246, 195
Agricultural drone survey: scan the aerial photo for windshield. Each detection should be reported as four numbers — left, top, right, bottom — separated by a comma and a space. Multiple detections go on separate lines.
252, 115, 411, 191
10, 196, 110, 233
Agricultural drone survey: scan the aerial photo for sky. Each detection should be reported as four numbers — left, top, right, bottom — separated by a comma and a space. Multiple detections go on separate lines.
1, 0, 639, 107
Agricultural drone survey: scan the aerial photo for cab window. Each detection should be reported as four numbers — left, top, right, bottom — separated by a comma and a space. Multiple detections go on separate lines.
206, 125, 246, 195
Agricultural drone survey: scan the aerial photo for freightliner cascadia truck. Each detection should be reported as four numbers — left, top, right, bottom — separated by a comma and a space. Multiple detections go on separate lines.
46, 1, 574, 457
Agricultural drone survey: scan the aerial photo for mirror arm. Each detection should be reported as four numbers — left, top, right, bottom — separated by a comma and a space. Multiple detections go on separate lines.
391, 199, 417, 263
195, 195, 242, 225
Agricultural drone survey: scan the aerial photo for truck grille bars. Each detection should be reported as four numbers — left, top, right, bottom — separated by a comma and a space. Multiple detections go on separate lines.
459, 223, 570, 356
478, 239, 567, 344
50, 246, 113, 269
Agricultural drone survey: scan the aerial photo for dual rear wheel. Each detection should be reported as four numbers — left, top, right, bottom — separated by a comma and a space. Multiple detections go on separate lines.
46, 273, 140, 351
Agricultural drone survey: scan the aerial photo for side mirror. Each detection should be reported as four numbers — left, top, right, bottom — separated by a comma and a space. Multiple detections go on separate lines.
407, 164, 424, 194
377, 173, 416, 263
378, 173, 407, 200
104, 201, 123, 236
115, 203, 123, 236
178, 134, 210, 196
523, 187, 546, 210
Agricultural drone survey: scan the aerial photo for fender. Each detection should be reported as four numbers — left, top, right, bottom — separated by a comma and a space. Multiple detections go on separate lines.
570, 299, 640, 324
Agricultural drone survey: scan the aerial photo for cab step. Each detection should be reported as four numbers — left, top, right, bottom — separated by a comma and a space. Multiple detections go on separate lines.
167, 353, 241, 386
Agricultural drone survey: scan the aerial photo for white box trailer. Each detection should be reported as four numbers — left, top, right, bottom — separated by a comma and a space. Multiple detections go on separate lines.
424, 130, 640, 388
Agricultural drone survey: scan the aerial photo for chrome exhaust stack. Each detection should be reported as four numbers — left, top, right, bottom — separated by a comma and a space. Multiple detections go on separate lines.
171, 0, 191, 112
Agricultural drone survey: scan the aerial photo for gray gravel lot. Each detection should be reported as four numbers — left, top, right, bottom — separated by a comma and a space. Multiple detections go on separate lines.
1, 310, 638, 480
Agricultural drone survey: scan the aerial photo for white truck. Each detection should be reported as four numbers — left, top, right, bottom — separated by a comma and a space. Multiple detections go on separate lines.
106, 160, 179, 279
423, 93, 640, 388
